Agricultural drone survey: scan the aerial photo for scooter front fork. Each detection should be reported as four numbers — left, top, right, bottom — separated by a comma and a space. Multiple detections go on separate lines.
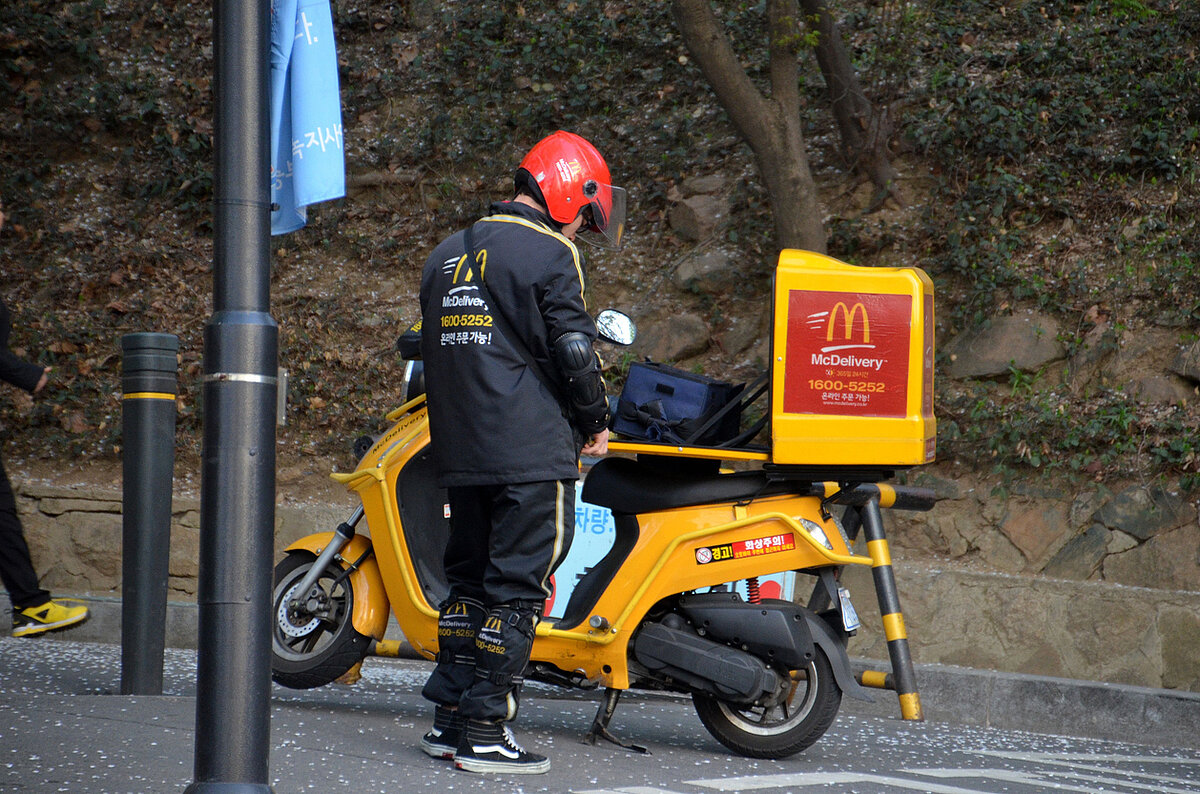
287, 505, 364, 612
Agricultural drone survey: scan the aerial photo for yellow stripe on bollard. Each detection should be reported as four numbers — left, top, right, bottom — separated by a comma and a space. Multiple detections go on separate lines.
122, 392, 176, 401
867, 538, 892, 567
859, 669, 893, 690
899, 691, 924, 720
882, 611, 908, 641
372, 639, 404, 658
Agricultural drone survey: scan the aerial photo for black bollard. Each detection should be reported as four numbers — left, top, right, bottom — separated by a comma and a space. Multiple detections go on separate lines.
120, 332, 179, 696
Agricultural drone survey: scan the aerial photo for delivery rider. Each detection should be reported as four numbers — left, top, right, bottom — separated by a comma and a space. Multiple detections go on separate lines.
417, 130, 627, 774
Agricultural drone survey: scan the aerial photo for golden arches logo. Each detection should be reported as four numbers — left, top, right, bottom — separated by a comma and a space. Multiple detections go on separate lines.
452, 249, 487, 285
827, 301, 870, 343
555, 157, 583, 183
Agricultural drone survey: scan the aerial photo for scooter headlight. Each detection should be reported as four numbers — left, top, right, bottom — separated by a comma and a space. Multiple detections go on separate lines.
797, 517, 834, 551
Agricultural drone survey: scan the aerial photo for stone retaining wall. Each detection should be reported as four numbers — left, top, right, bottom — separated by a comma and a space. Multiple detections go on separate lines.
15, 480, 345, 600
895, 470, 1200, 593
842, 561, 1200, 692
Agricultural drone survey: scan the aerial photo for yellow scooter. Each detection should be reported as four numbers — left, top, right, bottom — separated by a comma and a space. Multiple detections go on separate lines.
270, 250, 938, 759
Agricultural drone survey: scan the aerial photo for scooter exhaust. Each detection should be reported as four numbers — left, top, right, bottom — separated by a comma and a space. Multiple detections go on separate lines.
632, 593, 824, 704
634, 615, 783, 703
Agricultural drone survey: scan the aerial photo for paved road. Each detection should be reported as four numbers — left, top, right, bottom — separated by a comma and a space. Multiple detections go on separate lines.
1, 637, 1197, 793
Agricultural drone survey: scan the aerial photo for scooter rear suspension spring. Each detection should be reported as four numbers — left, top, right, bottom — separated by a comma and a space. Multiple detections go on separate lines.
746, 576, 761, 604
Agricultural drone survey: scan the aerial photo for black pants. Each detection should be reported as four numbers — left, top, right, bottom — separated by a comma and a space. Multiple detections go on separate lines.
422, 479, 575, 721
443, 480, 575, 607
0, 454, 48, 610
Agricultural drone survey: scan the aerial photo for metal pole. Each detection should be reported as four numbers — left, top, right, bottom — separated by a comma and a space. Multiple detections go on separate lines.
185, 0, 276, 790
120, 332, 179, 696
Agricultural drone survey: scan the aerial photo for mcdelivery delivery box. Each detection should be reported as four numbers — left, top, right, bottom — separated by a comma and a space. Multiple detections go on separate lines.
770, 249, 935, 466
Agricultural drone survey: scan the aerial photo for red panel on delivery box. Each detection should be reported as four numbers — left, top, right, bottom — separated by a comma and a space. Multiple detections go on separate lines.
770, 249, 935, 467
783, 290, 912, 417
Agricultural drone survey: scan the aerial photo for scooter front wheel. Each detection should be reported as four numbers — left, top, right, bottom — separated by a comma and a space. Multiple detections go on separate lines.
692, 644, 841, 759
271, 551, 372, 689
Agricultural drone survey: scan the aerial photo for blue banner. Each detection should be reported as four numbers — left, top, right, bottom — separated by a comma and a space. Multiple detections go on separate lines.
270, 0, 345, 235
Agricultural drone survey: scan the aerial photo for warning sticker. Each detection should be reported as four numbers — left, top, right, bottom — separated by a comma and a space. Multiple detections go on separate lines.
695, 533, 796, 565
782, 290, 912, 417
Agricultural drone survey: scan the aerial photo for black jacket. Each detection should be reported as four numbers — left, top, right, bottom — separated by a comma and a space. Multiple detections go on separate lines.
419, 201, 603, 487
0, 299, 42, 394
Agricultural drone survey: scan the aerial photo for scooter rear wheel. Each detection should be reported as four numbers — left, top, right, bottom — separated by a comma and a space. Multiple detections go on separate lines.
271, 551, 372, 689
692, 644, 841, 759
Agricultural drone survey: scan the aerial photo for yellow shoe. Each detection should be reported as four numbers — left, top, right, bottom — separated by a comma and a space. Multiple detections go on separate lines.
11, 600, 90, 637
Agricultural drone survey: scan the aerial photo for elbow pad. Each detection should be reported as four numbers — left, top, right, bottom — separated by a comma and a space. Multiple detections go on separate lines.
553, 331, 609, 434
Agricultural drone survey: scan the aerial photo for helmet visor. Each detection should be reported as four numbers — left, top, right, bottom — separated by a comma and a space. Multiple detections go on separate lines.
577, 184, 627, 251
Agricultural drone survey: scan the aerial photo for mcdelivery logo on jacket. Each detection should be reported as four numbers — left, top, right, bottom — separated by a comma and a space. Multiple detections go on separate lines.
437, 253, 494, 348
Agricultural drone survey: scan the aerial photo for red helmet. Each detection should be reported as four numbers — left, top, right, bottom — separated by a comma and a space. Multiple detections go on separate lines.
515, 130, 627, 250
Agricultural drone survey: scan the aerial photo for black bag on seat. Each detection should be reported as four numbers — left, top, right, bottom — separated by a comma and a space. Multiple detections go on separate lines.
612, 361, 744, 446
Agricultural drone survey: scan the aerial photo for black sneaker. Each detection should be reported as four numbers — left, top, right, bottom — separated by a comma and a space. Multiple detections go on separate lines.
419, 706, 464, 760
454, 719, 550, 775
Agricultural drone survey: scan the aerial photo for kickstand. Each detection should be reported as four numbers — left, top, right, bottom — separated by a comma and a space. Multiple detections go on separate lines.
582, 688, 649, 754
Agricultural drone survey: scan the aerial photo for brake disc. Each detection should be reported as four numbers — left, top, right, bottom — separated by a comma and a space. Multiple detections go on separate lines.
277, 579, 322, 638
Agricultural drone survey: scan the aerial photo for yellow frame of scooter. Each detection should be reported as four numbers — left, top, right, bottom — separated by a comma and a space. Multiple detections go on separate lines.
303, 395, 873, 691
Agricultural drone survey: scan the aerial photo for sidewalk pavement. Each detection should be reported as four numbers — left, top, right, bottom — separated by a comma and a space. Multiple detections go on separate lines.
2, 595, 1198, 789
31, 592, 1200, 750
844, 657, 1200, 751
3, 635, 1199, 794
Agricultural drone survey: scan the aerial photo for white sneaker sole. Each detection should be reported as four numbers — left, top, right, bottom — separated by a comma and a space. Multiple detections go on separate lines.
12, 610, 88, 637
455, 755, 551, 775
419, 738, 456, 760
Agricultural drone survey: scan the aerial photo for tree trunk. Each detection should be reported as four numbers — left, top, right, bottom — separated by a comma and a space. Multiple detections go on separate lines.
672, 0, 827, 253
799, 0, 900, 206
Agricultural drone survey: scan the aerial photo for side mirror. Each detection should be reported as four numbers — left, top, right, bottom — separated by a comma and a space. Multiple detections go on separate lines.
595, 310, 636, 346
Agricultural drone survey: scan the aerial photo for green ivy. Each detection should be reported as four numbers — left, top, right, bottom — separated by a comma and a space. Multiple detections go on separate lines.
939, 382, 1198, 488
901, 0, 1199, 325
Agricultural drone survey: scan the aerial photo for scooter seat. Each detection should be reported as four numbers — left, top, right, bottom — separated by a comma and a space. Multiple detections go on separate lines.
582, 456, 795, 515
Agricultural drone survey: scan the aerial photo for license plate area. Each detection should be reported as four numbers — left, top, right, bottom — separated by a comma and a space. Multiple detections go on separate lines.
838, 586, 861, 632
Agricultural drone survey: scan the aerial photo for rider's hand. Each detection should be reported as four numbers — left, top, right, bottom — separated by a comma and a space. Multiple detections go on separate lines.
581, 428, 609, 456
34, 367, 49, 393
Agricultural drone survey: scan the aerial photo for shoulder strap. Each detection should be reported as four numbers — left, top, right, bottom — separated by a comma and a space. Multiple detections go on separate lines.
462, 224, 567, 406
682, 370, 769, 446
